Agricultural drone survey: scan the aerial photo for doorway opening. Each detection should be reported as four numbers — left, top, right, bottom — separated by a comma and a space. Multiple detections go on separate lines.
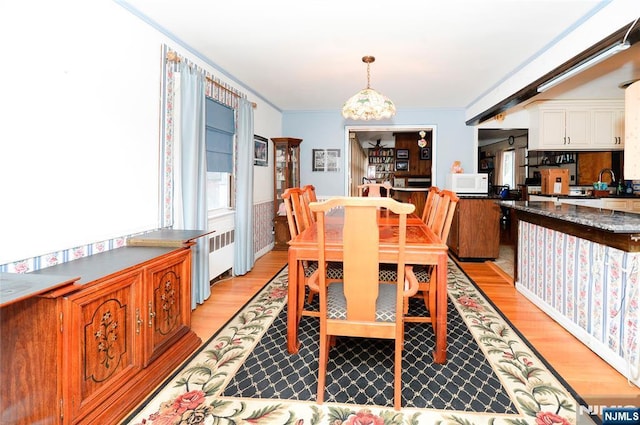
344, 125, 437, 196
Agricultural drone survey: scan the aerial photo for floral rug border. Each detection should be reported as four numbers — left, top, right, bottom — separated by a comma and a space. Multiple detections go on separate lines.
125, 262, 586, 425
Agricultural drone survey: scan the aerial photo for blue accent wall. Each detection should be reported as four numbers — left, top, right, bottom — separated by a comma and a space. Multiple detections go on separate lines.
283, 108, 474, 196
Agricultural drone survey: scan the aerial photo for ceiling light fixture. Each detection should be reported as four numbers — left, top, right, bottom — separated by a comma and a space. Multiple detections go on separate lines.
342, 56, 396, 121
537, 41, 631, 93
538, 17, 638, 93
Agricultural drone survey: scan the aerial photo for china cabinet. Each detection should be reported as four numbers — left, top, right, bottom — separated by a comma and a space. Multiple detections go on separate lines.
272, 137, 302, 250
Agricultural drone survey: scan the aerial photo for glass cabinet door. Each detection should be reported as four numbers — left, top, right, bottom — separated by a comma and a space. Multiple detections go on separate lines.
271, 137, 303, 250
275, 142, 287, 214
272, 137, 302, 216
290, 143, 299, 188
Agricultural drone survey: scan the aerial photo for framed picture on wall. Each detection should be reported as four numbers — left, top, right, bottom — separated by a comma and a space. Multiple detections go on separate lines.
253, 135, 268, 166
420, 147, 431, 160
395, 160, 409, 172
396, 149, 409, 159
312, 149, 341, 172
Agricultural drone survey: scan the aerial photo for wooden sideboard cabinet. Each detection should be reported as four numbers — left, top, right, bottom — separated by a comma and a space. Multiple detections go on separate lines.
1, 246, 201, 425
447, 198, 501, 259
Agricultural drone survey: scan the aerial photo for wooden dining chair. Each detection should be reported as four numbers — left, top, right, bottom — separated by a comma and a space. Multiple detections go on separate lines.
282, 187, 309, 237
378, 190, 459, 328
307, 197, 419, 410
421, 186, 441, 225
357, 182, 392, 197
282, 188, 342, 318
301, 184, 317, 224
405, 190, 459, 326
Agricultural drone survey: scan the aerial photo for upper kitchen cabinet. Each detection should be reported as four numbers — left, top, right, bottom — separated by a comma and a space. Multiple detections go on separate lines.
591, 104, 625, 149
528, 101, 590, 150
528, 100, 625, 151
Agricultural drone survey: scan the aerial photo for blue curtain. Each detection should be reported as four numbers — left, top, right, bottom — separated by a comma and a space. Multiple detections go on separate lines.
178, 63, 210, 308
233, 98, 255, 275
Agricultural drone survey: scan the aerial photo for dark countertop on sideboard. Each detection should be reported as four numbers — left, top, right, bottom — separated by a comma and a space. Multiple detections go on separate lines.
27, 246, 181, 285
500, 200, 640, 233
1, 246, 181, 307
0, 229, 213, 306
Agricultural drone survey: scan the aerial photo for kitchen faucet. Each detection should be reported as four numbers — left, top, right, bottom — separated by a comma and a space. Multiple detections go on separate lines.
598, 168, 616, 184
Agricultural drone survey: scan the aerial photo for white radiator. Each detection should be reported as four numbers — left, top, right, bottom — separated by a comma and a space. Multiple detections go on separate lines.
207, 211, 235, 281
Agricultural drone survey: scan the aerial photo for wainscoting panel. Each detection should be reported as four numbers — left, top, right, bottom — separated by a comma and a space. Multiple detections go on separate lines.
253, 201, 274, 257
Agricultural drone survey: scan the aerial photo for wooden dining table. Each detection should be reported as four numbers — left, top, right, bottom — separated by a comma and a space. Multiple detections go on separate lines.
287, 208, 450, 364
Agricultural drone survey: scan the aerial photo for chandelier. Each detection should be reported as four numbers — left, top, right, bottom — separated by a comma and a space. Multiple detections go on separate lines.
341, 56, 396, 121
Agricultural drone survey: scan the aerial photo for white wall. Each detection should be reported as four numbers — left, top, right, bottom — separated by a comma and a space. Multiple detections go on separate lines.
0, 0, 281, 265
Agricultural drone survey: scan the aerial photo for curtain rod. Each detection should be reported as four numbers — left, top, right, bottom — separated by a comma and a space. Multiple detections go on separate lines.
166, 51, 257, 109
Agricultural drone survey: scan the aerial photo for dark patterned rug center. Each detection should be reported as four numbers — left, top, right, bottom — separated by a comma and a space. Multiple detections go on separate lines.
222, 294, 517, 412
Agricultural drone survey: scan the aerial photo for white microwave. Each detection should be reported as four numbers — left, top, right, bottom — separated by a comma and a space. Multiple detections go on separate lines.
445, 173, 489, 194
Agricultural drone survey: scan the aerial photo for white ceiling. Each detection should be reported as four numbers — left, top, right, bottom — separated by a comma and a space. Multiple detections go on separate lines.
119, 0, 638, 115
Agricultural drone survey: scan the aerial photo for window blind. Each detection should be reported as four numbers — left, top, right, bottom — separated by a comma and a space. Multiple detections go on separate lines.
205, 97, 234, 173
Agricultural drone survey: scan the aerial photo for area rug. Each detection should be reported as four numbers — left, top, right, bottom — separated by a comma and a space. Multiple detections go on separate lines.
123, 261, 593, 425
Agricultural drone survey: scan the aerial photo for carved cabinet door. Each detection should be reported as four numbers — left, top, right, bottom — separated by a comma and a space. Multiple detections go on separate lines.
61, 269, 143, 424
142, 248, 192, 366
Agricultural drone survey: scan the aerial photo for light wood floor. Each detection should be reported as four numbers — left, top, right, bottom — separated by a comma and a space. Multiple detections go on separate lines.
192, 248, 640, 408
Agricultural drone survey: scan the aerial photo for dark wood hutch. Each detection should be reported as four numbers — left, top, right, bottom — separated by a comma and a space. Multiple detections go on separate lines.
272, 137, 302, 250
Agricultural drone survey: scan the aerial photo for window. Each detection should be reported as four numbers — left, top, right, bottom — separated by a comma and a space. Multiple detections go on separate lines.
501, 150, 515, 188
206, 172, 231, 210
205, 98, 235, 211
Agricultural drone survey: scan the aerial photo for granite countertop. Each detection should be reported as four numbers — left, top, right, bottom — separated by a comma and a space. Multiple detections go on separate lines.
500, 200, 640, 233
530, 193, 639, 199
458, 194, 503, 199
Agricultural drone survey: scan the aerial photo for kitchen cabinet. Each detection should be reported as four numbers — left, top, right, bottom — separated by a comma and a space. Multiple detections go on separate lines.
601, 198, 640, 212
592, 106, 625, 149
272, 137, 302, 250
529, 103, 590, 150
559, 197, 603, 208
528, 194, 640, 212
447, 198, 501, 259
529, 194, 558, 202
528, 100, 625, 151
1, 246, 201, 425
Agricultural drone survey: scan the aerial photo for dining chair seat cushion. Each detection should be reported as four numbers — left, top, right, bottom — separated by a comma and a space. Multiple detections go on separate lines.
304, 261, 344, 279
327, 282, 396, 322
379, 264, 431, 282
